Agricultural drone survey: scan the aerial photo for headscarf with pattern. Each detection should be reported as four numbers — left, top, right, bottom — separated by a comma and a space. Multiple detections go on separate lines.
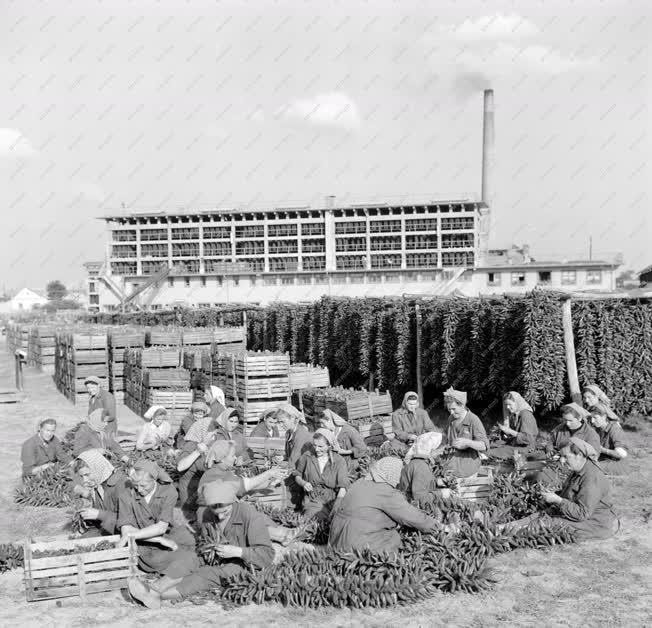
321, 408, 347, 427
368, 456, 404, 488
444, 387, 467, 406
277, 403, 306, 425
78, 449, 115, 486
185, 416, 215, 444
583, 385, 619, 421
503, 391, 533, 421
130, 459, 173, 484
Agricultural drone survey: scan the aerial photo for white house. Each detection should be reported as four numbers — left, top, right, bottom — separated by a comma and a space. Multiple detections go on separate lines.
0, 288, 49, 312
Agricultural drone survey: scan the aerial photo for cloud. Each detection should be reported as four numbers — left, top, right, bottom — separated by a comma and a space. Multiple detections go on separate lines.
448, 13, 539, 41
278, 92, 361, 131
0, 128, 37, 158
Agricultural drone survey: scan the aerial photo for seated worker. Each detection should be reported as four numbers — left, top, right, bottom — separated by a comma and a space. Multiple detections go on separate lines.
320, 409, 367, 463
547, 403, 601, 454
212, 408, 250, 463
73, 409, 130, 462
582, 385, 619, 420
391, 392, 436, 452
276, 404, 313, 508
490, 391, 539, 459
175, 401, 209, 450
293, 429, 350, 520
506, 438, 619, 541
204, 385, 226, 419
250, 409, 281, 438
85, 376, 117, 436
589, 403, 628, 470
398, 432, 443, 501
329, 456, 440, 553
21, 418, 71, 476
136, 406, 173, 452
441, 388, 489, 478
74, 449, 128, 535
127, 481, 274, 608
117, 460, 198, 575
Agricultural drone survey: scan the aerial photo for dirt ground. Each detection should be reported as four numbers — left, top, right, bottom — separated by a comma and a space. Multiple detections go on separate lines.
0, 345, 651, 627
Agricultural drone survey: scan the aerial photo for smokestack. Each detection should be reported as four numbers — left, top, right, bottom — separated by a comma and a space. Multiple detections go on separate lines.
477, 89, 494, 266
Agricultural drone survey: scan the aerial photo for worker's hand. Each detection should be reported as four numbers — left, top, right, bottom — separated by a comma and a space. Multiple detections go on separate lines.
452, 438, 470, 450
120, 455, 130, 463
303, 482, 314, 493
234, 456, 244, 467
215, 544, 243, 559
157, 537, 178, 551
541, 491, 561, 505
79, 508, 100, 520
73, 484, 91, 498
117, 532, 135, 548
33, 463, 52, 474
407, 434, 417, 443
197, 442, 209, 454
331, 440, 342, 453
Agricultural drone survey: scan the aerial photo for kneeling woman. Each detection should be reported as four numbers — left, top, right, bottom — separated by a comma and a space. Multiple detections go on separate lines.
293, 429, 350, 519
329, 457, 440, 553
589, 403, 627, 472
117, 460, 198, 575
490, 391, 538, 459
547, 403, 601, 454
398, 432, 443, 501
509, 438, 619, 541
74, 450, 128, 535
73, 409, 129, 462
320, 409, 367, 464
128, 481, 274, 608
136, 406, 173, 453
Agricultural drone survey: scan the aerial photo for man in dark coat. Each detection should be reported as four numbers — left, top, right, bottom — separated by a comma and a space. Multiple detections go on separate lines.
86, 376, 118, 436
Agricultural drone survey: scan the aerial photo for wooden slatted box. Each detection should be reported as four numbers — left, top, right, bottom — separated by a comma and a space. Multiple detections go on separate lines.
23, 535, 138, 602
455, 467, 494, 502
246, 436, 286, 465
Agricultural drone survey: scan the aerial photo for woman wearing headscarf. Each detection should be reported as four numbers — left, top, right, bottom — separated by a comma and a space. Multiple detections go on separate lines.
547, 403, 601, 454
250, 409, 281, 438
117, 459, 199, 575
588, 403, 628, 472
506, 438, 619, 541
329, 456, 440, 553
204, 385, 227, 419
293, 429, 350, 520
174, 401, 210, 450
320, 409, 367, 463
128, 481, 274, 608
391, 392, 436, 451
442, 387, 489, 478
213, 407, 250, 463
73, 409, 129, 462
582, 385, 619, 421
276, 403, 313, 508
85, 376, 117, 436
74, 450, 128, 535
490, 391, 539, 459
136, 406, 173, 452
21, 418, 71, 476
398, 432, 443, 501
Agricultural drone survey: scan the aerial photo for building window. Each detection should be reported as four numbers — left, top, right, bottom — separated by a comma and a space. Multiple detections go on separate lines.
141, 243, 168, 258
204, 242, 232, 256
264, 276, 277, 286
405, 218, 437, 232
281, 276, 295, 285
301, 223, 325, 236
110, 262, 137, 275
184, 277, 190, 287
268, 224, 298, 237
171, 227, 199, 240
336, 255, 366, 270
168, 277, 174, 287
441, 217, 474, 230
203, 226, 231, 239
216, 277, 223, 286
333, 274, 348, 284
269, 257, 298, 272
88, 282, 96, 292
406, 234, 438, 249
313, 274, 328, 284
173, 260, 199, 273
204, 259, 232, 273
336, 237, 366, 252
441, 252, 474, 267
303, 256, 326, 270
235, 241, 264, 256
371, 254, 401, 269
459, 270, 473, 282
511, 272, 526, 286
538, 271, 552, 285
441, 233, 474, 249
562, 270, 577, 285
89, 294, 99, 304
350, 274, 364, 284
112, 230, 137, 242
487, 272, 501, 286
268, 241, 298, 254
299, 275, 312, 285
198, 302, 210, 308
250, 276, 257, 287
301, 239, 326, 253
406, 253, 438, 268
235, 225, 264, 238
141, 228, 168, 241
370, 236, 401, 251
384, 274, 400, 283
335, 221, 366, 234
370, 220, 402, 233
200, 276, 206, 287
238, 258, 265, 272
367, 274, 382, 283
172, 242, 199, 257
111, 245, 137, 258
233, 276, 240, 286
587, 270, 602, 284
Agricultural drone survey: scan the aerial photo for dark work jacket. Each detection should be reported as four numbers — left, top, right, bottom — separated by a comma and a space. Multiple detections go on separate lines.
21, 434, 71, 476
548, 421, 601, 454
391, 408, 435, 444
285, 424, 313, 469
200, 502, 274, 570
73, 424, 125, 458
250, 422, 280, 439
88, 390, 117, 433
443, 411, 489, 478
92, 470, 128, 535
335, 424, 367, 459
505, 410, 539, 447
398, 456, 436, 501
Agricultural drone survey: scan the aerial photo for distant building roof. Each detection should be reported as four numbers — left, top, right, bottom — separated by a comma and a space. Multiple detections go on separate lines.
477, 260, 618, 271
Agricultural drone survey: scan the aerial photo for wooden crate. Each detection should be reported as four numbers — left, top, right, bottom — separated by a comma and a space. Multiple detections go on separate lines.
225, 352, 290, 378
23, 535, 138, 602
71, 350, 108, 365
455, 468, 494, 502
145, 389, 194, 408
246, 436, 286, 464
73, 363, 109, 378
147, 328, 182, 346
139, 348, 181, 368
70, 334, 107, 350
350, 416, 394, 440
225, 375, 290, 400
109, 330, 146, 348
289, 364, 330, 391
245, 483, 290, 509
143, 368, 190, 388
236, 399, 289, 424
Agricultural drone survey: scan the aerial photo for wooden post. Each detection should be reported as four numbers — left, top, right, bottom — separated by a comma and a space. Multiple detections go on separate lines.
415, 303, 423, 404
218, 312, 224, 326
561, 296, 582, 404
242, 310, 248, 349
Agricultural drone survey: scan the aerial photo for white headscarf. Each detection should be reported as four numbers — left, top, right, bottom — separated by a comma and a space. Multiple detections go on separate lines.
405, 432, 443, 463
209, 385, 226, 406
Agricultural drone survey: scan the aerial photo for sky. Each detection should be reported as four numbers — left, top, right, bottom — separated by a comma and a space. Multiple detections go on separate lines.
1, 0, 650, 292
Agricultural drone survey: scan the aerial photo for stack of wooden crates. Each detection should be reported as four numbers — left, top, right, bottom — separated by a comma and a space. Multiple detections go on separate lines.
108, 328, 146, 405
27, 325, 58, 373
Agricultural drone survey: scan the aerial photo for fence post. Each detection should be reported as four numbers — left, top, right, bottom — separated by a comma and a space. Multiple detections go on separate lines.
415, 303, 423, 404
561, 296, 582, 404
242, 310, 248, 349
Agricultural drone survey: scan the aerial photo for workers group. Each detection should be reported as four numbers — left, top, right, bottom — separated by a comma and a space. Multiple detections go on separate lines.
20, 376, 626, 609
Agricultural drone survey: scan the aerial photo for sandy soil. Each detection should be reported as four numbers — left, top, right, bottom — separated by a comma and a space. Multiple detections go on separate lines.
0, 343, 651, 627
